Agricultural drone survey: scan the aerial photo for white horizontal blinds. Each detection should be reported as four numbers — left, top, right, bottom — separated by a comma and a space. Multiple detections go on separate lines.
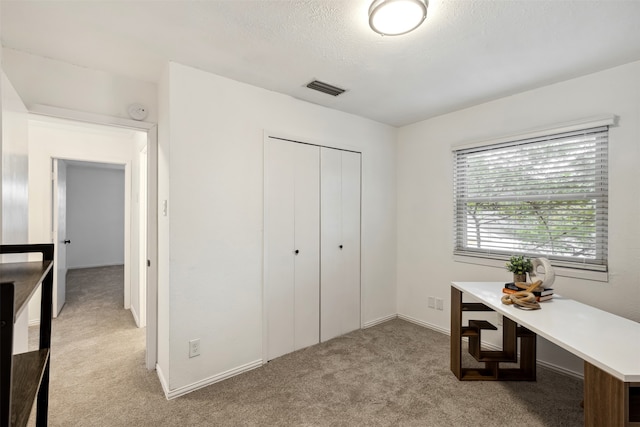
453, 126, 608, 271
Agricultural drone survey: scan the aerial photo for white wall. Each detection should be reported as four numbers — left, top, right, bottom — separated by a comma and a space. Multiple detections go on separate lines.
157, 62, 396, 396
27, 117, 146, 323
2, 48, 158, 123
1, 70, 30, 353
66, 164, 125, 269
1, 71, 29, 247
397, 60, 640, 376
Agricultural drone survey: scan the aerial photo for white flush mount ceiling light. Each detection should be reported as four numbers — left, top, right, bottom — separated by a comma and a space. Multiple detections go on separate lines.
369, 0, 428, 36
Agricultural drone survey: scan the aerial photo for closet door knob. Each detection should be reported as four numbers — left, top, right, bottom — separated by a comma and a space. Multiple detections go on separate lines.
294, 249, 300, 255
63, 240, 71, 244
339, 245, 343, 249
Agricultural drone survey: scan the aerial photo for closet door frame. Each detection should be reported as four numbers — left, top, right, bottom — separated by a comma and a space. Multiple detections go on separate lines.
262, 132, 363, 364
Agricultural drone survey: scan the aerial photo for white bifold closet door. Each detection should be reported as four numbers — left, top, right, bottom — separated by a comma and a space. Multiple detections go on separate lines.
320, 147, 361, 342
265, 139, 320, 361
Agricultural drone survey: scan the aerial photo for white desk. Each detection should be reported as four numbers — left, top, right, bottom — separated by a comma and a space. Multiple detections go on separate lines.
450, 282, 640, 426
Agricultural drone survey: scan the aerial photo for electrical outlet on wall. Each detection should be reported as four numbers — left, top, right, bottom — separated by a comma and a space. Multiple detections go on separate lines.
428, 296, 435, 309
189, 339, 201, 358
436, 298, 444, 311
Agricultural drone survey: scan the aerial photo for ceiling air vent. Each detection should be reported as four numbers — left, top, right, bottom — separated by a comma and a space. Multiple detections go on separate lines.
306, 80, 346, 96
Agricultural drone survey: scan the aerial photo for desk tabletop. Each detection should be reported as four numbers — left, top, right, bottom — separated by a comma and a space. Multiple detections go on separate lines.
452, 281, 640, 382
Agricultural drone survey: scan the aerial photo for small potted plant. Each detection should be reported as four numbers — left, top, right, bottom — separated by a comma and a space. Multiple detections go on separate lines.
506, 255, 533, 283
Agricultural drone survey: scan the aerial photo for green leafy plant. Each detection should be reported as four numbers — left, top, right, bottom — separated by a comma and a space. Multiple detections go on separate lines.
505, 255, 533, 275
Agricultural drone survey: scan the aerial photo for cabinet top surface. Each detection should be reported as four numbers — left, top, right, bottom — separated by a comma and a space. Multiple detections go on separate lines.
1, 261, 53, 320
452, 281, 640, 382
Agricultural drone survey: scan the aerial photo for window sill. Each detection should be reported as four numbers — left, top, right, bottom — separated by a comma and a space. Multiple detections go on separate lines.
453, 255, 608, 283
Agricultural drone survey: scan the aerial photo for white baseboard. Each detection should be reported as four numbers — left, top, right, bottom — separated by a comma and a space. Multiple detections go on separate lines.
160, 359, 263, 400
363, 313, 397, 329
397, 313, 584, 380
68, 263, 125, 270
28, 319, 41, 327
130, 306, 141, 328
156, 364, 170, 399
537, 359, 583, 380
397, 314, 450, 336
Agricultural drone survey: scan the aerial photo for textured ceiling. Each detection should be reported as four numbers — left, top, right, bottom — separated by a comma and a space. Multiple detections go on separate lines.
3, 0, 640, 127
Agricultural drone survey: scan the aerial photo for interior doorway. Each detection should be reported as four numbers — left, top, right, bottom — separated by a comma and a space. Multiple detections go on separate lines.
52, 159, 127, 318
27, 114, 158, 369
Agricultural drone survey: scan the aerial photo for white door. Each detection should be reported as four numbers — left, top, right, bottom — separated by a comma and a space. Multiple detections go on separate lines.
293, 143, 320, 351
340, 150, 361, 333
320, 148, 361, 342
265, 138, 320, 361
52, 159, 68, 317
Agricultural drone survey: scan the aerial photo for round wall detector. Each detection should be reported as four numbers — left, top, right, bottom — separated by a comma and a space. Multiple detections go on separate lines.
128, 103, 148, 121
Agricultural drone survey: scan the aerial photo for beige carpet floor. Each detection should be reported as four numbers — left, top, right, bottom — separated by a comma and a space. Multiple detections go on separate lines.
29, 265, 584, 426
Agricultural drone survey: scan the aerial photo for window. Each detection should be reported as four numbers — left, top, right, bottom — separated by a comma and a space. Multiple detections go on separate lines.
453, 125, 608, 271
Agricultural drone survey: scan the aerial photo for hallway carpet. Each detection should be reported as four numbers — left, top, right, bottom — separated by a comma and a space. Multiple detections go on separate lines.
30, 266, 584, 426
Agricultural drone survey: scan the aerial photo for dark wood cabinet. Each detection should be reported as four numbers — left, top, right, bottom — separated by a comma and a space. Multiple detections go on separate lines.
1, 244, 54, 427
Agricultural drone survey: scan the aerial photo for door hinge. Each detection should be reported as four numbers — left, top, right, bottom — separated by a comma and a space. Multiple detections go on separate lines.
147, 260, 151, 267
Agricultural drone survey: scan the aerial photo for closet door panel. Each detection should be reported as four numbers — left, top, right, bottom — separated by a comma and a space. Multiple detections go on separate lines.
320, 148, 343, 342
293, 143, 320, 350
265, 140, 295, 360
340, 151, 361, 335
267, 140, 360, 357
